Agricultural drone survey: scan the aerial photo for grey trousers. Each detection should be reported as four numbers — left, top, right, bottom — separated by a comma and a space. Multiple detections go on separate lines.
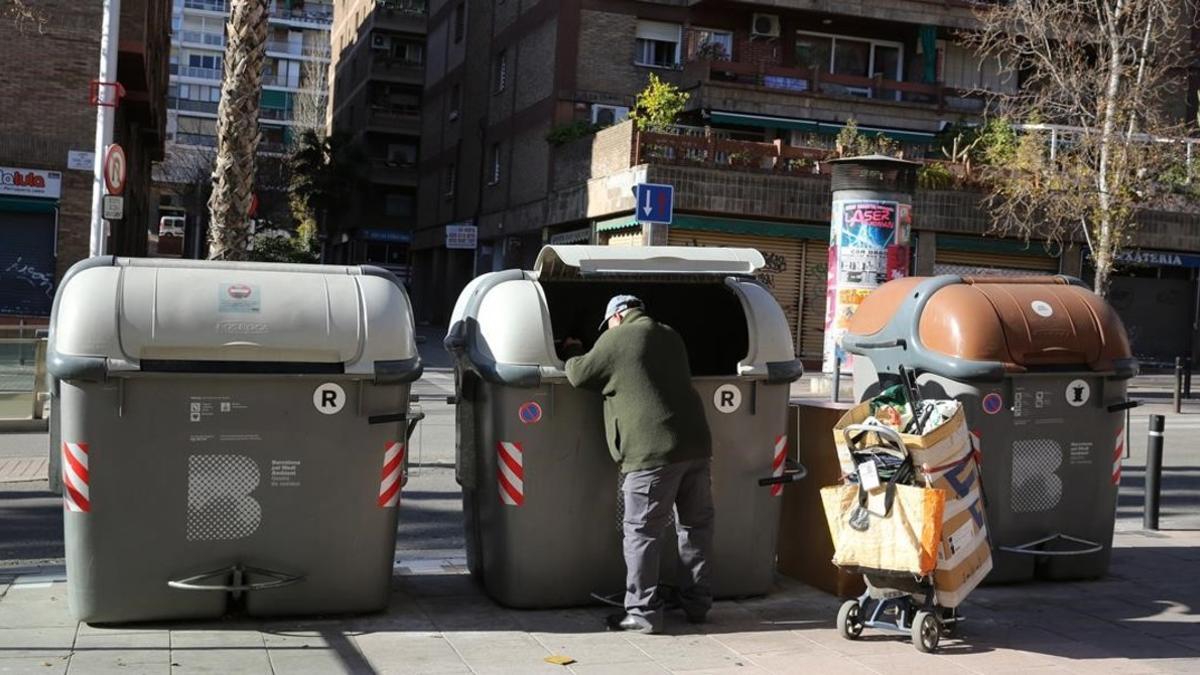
621, 458, 715, 628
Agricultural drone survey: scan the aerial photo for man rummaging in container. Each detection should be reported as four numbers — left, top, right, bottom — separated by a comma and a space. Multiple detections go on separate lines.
562, 294, 714, 634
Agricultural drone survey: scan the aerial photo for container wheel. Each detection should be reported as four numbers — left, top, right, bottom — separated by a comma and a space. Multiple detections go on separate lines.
837, 600, 864, 640
912, 610, 940, 653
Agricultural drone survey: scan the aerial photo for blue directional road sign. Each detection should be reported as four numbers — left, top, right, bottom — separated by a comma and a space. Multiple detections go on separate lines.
633, 183, 674, 224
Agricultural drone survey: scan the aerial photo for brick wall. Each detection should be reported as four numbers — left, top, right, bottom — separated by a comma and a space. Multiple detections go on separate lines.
575, 10, 644, 97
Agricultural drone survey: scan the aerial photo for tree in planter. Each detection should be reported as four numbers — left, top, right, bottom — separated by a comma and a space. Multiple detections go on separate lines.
288, 128, 367, 257
629, 74, 690, 133
966, 0, 1192, 293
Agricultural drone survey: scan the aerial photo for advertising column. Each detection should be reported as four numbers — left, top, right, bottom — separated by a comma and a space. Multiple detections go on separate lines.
823, 156, 918, 373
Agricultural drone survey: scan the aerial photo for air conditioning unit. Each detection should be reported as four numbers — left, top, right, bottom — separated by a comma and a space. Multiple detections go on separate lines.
591, 105, 630, 127
751, 13, 780, 38
371, 34, 390, 50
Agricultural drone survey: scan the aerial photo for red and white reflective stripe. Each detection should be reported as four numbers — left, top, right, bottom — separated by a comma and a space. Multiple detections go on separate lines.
378, 442, 404, 508
770, 435, 787, 497
497, 442, 524, 506
62, 442, 90, 513
1112, 427, 1124, 485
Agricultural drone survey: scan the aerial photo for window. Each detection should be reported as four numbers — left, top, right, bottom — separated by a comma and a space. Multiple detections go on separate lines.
393, 41, 424, 64
445, 163, 457, 196
689, 28, 733, 61
448, 83, 461, 120
387, 144, 418, 166
489, 143, 501, 185
795, 31, 903, 99
493, 50, 507, 93
635, 20, 681, 69
453, 3, 465, 44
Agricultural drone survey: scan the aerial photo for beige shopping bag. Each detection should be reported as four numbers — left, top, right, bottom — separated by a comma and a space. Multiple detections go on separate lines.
820, 481, 946, 577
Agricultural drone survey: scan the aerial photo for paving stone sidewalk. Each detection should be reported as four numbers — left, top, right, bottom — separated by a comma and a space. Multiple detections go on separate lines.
1, 529, 1197, 674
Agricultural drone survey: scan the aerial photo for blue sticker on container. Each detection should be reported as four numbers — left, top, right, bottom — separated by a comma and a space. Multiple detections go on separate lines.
982, 392, 1004, 415
518, 401, 543, 425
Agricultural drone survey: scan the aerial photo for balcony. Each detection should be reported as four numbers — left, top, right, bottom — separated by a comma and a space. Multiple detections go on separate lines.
175, 132, 217, 147
183, 0, 226, 12
367, 105, 420, 133
370, 56, 423, 84
682, 59, 987, 116
373, 1, 427, 34
266, 40, 331, 59
635, 130, 831, 176
179, 29, 224, 49
168, 97, 220, 114
369, 160, 419, 187
260, 107, 295, 121
174, 65, 222, 81
182, 0, 334, 27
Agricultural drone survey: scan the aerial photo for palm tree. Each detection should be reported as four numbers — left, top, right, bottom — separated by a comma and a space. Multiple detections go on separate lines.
207, 0, 269, 261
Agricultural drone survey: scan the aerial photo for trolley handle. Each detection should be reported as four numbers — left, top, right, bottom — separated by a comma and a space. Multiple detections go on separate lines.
843, 423, 907, 457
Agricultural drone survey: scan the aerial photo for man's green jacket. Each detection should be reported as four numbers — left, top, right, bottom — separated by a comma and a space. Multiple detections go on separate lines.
565, 309, 712, 473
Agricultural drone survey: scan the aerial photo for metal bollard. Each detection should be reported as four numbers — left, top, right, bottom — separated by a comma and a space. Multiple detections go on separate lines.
831, 356, 842, 403
1186, 357, 1193, 399
1174, 357, 1183, 414
1144, 414, 1165, 531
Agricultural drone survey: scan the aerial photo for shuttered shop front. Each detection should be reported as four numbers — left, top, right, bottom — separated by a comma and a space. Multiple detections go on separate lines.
934, 236, 1059, 276
0, 201, 57, 317
668, 227, 819, 355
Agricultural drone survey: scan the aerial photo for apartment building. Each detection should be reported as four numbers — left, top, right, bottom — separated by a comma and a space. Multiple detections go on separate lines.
160, 0, 333, 252
0, 0, 170, 322
327, 0, 428, 279
415, 1, 1200, 364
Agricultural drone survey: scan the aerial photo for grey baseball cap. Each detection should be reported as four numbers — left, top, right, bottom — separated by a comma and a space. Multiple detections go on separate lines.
599, 294, 643, 331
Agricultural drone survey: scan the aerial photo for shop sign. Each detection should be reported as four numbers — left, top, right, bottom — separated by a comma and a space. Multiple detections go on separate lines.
0, 166, 62, 199
445, 223, 477, 250
1112, 249, 1200, 269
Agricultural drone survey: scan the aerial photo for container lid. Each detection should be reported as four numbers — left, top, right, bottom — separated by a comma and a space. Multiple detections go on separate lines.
534, 245, 765, 279
49, 258, 419, 381
844, 275, 1135, 378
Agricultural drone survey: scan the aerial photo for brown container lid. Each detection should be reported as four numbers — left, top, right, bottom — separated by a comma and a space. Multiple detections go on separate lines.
846, 276, 1133, 373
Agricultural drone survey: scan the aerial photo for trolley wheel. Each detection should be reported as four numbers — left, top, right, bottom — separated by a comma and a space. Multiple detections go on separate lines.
837, 600, 864, 640
912, 610, 940, 653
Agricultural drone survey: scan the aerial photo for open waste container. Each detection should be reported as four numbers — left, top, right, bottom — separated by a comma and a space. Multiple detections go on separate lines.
842, 275, 1137, 582
445, 245, 803, 608
49, 257, 422, 623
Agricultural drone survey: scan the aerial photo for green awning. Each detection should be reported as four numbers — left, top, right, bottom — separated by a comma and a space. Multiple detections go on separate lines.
0, 196, 58, 214
709, 112, 820, 133
938, 234, 1057, 257
596, 213, 827, 240
709, 111, 937, 145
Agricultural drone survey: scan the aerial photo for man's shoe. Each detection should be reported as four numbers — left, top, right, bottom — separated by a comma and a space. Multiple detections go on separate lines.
684, 609, 708, 625
605, 612, 659, 634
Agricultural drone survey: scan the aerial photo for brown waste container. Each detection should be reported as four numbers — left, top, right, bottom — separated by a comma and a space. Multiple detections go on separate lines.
842, 275, 1138, 582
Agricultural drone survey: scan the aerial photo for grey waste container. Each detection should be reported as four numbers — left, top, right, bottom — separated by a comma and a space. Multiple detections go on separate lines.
842, 275, 1138, 583
445, 245, 804, 608
48, 257, 422, 623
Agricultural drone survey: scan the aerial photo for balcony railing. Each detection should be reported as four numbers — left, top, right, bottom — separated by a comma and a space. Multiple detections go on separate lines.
371, 56, 424, 79
175, 132, 218, 147
266, 40, 331, 58
175, 65, 222, 80
260, 107, 295, 121
169, 97, 220, 114
179, 29, 224, 47
634, 130, 831, 176
683, 59, 987, 113
367, 106, 420, 129
183, 0, 226, 12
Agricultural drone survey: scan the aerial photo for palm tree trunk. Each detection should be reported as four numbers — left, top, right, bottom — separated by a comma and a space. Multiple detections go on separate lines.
207, 0, 269, 261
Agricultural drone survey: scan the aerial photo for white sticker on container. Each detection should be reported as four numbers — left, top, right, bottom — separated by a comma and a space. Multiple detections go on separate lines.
313, 382, 346, 415
1031, 300, 1054, 318
713, 384, 742, 413
1065, 379, 1090, 407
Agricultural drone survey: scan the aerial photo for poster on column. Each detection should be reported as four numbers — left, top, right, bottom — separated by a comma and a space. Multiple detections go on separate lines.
823, 199, 911, 372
